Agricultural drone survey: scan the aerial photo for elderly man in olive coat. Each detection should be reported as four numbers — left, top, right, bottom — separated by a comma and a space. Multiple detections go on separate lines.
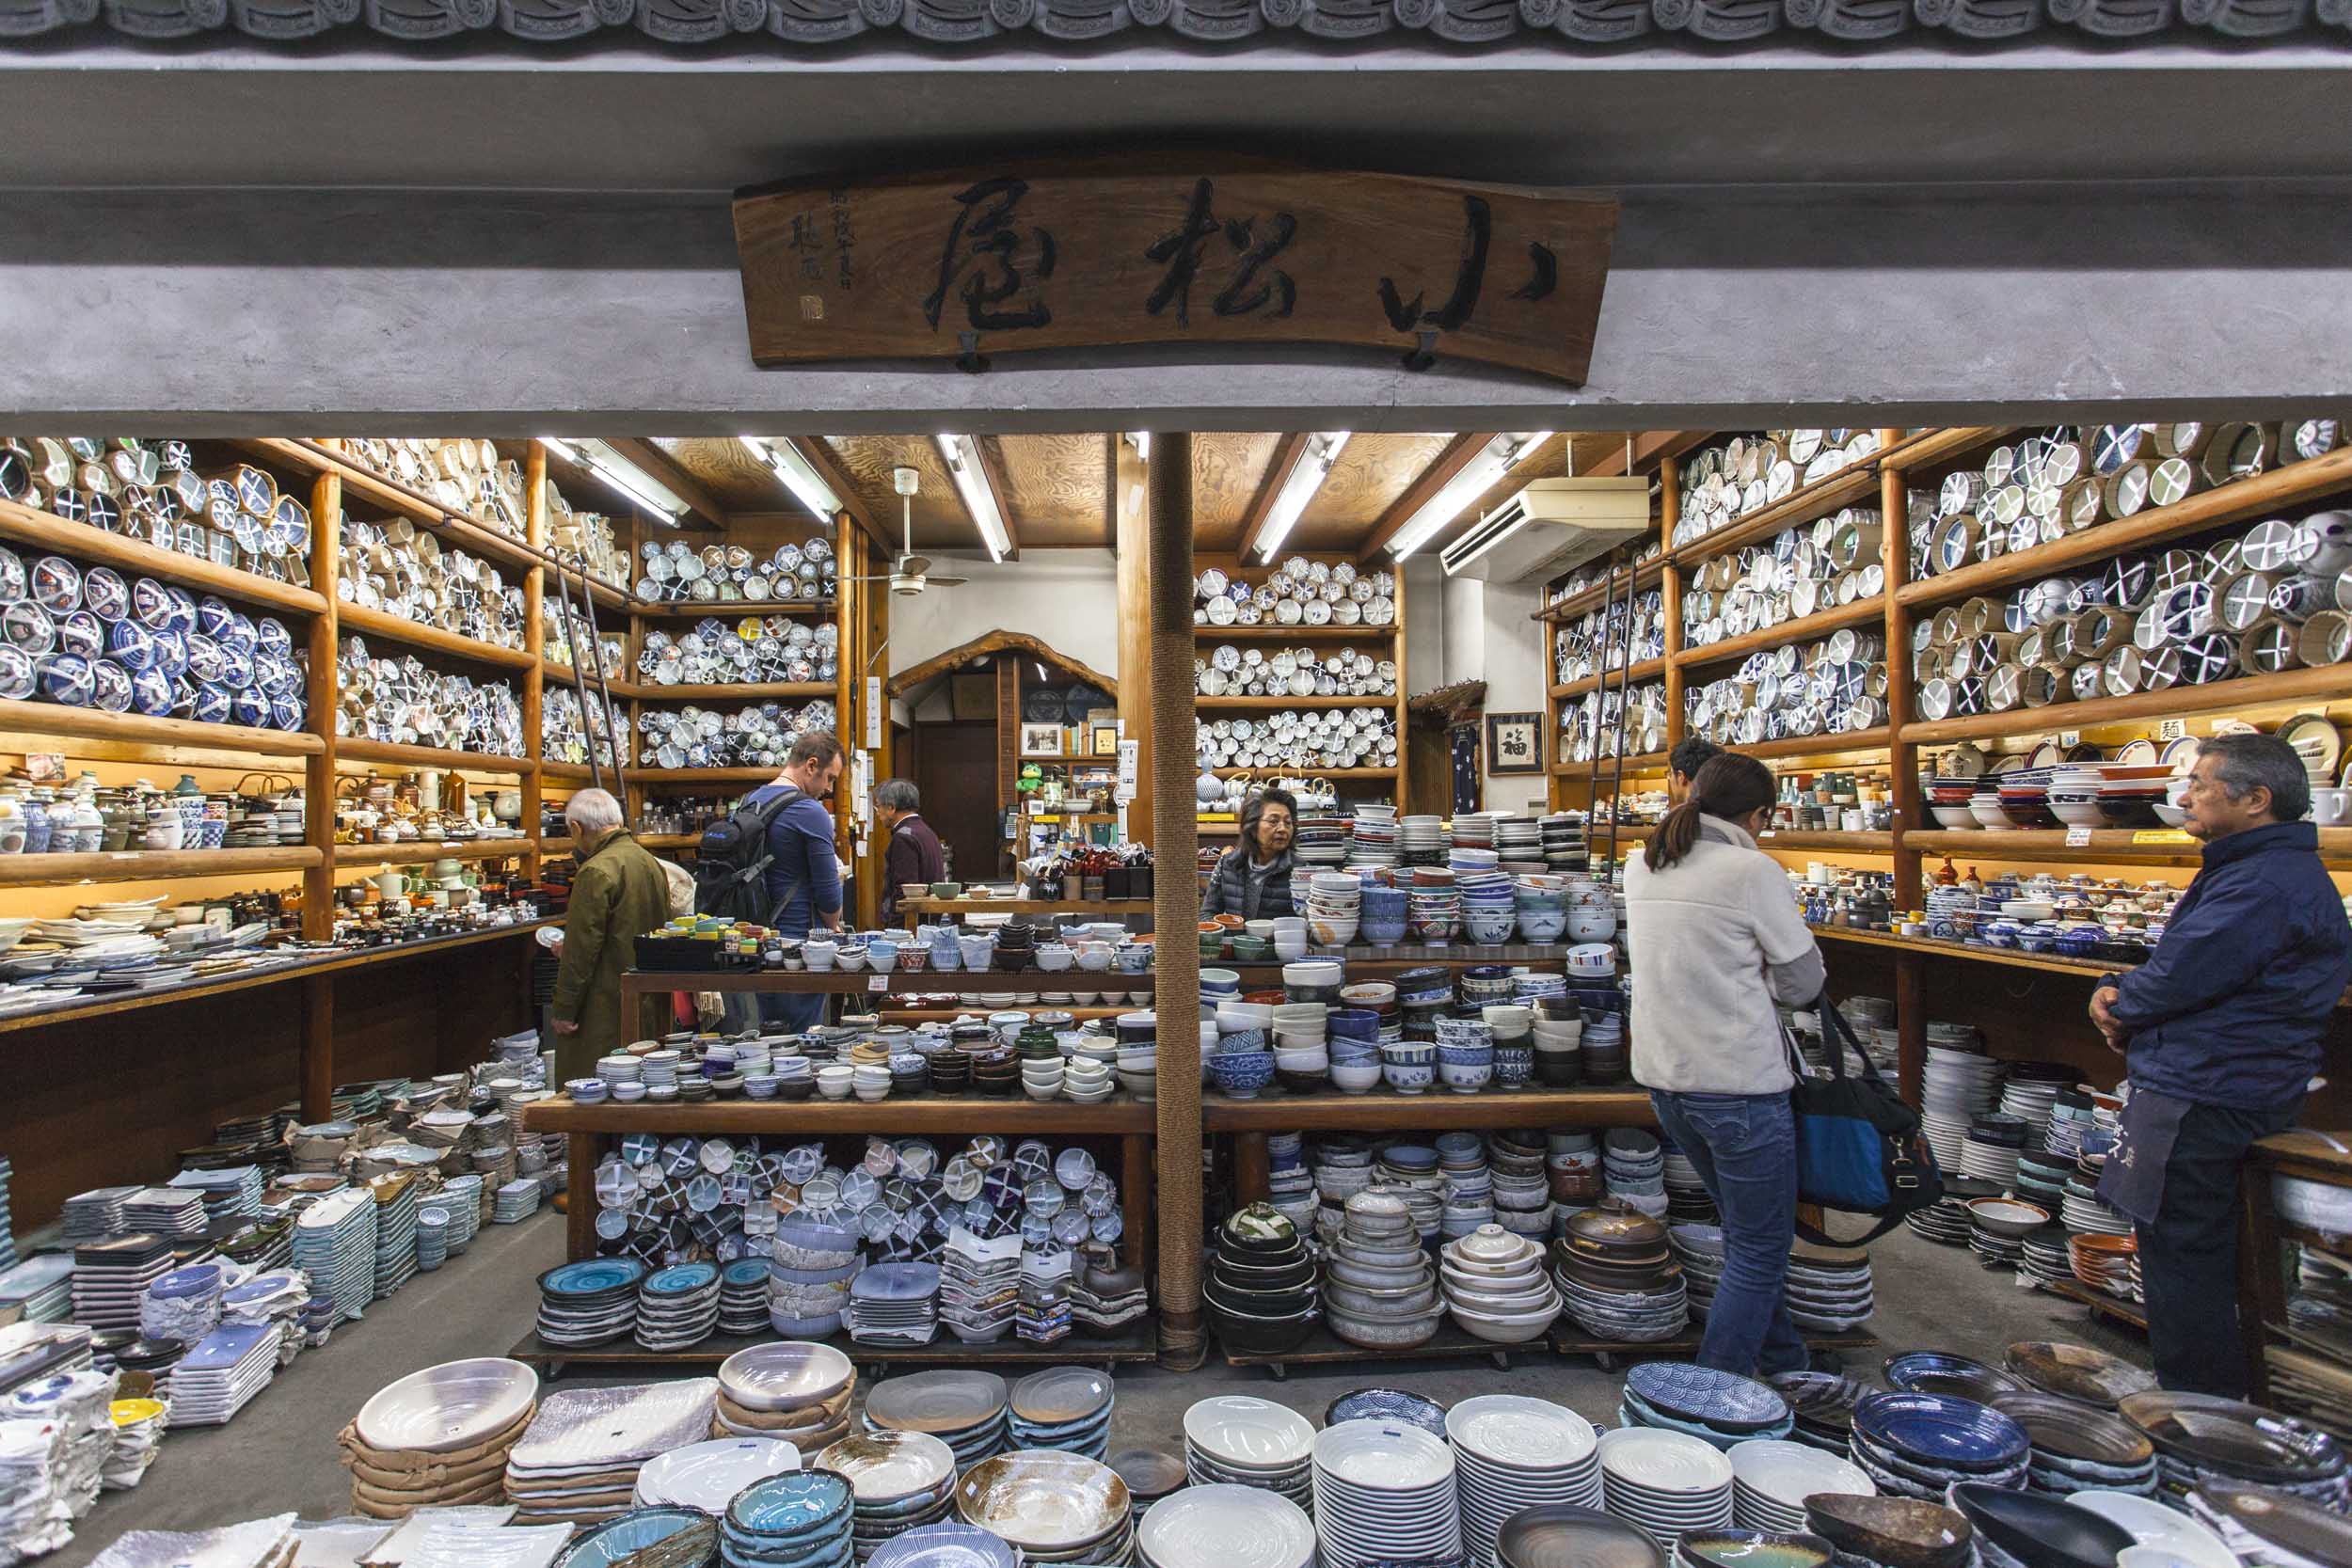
549, 788, 673, 1084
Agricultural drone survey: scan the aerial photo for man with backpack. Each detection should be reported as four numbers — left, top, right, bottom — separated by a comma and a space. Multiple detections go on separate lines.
695, 730, 847, 1034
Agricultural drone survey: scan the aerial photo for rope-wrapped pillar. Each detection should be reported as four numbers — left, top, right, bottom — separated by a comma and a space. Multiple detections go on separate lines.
1147, 431, 1206, 1370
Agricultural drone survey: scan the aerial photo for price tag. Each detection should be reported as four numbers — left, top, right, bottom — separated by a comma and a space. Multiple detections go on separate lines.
442, 842, 463, 849
1758, 830, 1776, 838
1115, 738, 1139, 804
867, 974, 890, 991
2065, 825, 2094, 847
2159, 718, 2187, 741
112, 851, 138, 861
2133, 829, 2196, 845
865, 675, 883, 750
2058, 730, 2080, 748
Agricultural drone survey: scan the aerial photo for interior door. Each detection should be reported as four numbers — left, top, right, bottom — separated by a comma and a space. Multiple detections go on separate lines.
911, 720, 1006, 882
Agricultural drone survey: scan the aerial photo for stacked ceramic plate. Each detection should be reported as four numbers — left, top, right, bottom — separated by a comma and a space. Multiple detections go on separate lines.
716, 1342, 855, 1451
167, 1323, 278, 1427
1903, 1178, 2002, 1249
2069, 1233, 2139, 1301
1771, 1372, 1873, 1455
870, 1524, 1020, 1568
1552, 1208, 1689, 1343
1184, 1396, 1315, 1512
293, 1187, 377, 1323
639, 1436, 803, 1513
1439, 1224, 1561, 1345
2120, 1391, 2351, 1509
535, 1259, 643, 1348
2059, 1180, 2134, 1241
1727, 1440, 1876, 1531
1785, 1241, 1875, 1333
1920, 1048, 2005, 1171
720, 1259, 771, 1336
1848, 1391, 2031, 1500
372, 1179, 420, 1299
493, 1179, 542, 1223
1447, 1395, 1602, 1568
1138, 1484, 1315, 1568
866, 1370, 1009, 1472
1985, 1393, 2158, 1497
506, 1379, 723, 1527
957, 1449, 1135, 1564
344, 1356, 540, 1514
849, 1263, 941, 1347
636, 1262, 722, 1352
1009, 1367, 1114, 1461
724, 1469, 858, 1568
822, 1430, 960, 1561
2002, 1342, 2156, 1412
1597, 1428, 1735, 1546
1621, 1363, 1793, 1449
1883, 1352, 2027, 1404
1311, 1419, 1461, 1568
1802, 1495, 1973, 1568
69, 1235, 175, 1332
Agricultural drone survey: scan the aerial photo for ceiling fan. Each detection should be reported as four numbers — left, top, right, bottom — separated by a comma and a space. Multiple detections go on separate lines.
848, 467, 971, 597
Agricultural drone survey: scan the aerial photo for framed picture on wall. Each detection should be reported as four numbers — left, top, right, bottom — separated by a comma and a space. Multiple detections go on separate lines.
1091, 724, 1120, 757
1020, 722, 1064, 757
1486, 711, 1544, 774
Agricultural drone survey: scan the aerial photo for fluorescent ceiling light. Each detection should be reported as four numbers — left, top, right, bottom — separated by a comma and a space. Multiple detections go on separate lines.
739, 436, 841, 526
1255, 432, 1351, 562
936, 435, 1011, 562
540, 436, 684, 527
1387, 431, 1552, 561
1127, 432, 1151, 461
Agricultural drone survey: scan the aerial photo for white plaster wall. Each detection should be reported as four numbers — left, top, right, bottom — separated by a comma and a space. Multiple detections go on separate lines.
1479, 577, 1551, 818
885, 549, 1120, 682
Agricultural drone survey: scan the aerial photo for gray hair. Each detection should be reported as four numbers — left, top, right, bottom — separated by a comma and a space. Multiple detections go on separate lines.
2200, 733, 2310, 822
875, 779, 921, 814
564, 787, 626, 836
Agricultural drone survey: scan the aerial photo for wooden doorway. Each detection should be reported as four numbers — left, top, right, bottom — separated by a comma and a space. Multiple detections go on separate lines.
911, 721, 1004, 883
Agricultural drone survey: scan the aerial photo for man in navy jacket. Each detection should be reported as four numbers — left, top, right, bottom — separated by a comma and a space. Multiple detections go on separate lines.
2090, 733, 2351, 1398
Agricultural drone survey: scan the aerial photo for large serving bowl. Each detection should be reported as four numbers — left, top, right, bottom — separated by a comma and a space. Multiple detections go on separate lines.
720, 1341, 856, 1413
354, 1356, 539, 1452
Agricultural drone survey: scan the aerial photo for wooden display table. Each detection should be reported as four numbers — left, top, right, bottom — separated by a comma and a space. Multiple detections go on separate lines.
2244, 1130, 2352, 1406
506, 1321, 1159, 1380
520, 1093, 1156, 1271
897, 895, 1152, 930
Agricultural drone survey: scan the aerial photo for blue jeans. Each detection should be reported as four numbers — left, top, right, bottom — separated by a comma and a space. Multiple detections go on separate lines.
1649, 1089, 1810, 1378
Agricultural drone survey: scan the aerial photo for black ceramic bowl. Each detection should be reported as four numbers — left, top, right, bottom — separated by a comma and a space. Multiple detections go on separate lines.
1209, 1304, 1315, 1355
1948, 1483, 2134, 1568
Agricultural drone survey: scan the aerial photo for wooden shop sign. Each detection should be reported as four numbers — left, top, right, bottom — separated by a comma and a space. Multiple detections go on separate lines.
732, 159, 1617, 386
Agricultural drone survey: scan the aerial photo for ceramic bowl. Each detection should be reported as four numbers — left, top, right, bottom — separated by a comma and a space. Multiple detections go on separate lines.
1439, 1060, 1495, 1093
1331, 1061, 1383, 1094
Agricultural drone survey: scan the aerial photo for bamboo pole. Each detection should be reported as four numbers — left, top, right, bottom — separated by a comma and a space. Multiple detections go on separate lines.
1147, 431, 1205, 1370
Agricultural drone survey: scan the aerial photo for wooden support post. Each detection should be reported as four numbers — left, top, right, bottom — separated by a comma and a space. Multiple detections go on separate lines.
522, 442, 548, 870
1120, 1132, 1153, 1278
1147, 431, 1204, 1370
567, 1132, 596, 1259
1232, 1132, 1271, 1207
1115, 435, 1153, 848
299, 971, 334, 1122
1659, 461, 1685, 757
1879, 435, 1928, 1107
302, 471, 342, 941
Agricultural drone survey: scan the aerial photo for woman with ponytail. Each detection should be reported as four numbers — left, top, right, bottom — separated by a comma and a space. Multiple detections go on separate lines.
1626, 752, 1826, 1376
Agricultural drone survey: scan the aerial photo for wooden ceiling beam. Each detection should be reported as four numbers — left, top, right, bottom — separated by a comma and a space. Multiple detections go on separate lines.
781, 438, 892, 554
1233, 432, 1312, 566
1575, 430, 1708, 479
1357, 431, 1495, 562
884, 628, 1117, 699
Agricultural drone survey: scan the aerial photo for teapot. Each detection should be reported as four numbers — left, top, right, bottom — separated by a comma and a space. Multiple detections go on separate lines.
1196, 768, 1226, 804
372, 865, 413, 901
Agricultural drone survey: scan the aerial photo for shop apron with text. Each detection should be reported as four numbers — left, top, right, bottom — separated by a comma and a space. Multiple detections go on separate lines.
2096, 1086, 2191, 1227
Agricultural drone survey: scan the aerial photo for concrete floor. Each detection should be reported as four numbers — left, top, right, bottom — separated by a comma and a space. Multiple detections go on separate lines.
52, 1219, 2150, 1568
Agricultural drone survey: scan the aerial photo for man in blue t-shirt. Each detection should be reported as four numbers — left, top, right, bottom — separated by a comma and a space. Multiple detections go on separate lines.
740, 730, 847, 1032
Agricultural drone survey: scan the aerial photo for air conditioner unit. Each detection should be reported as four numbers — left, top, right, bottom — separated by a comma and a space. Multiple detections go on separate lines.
1438, 477, 1651, 582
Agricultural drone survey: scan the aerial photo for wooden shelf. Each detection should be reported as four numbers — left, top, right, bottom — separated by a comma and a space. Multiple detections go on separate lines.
1220, 1319, 1550, 1372
634, 833, 703, 848
1194, 623, 1399, 641
337, 737, 532, 773
1677, 594, 1886, 672
898, 896, 1149, 916
1669, 467, 1880, 570
1203, 1085, 1655, 1132
336, 601, 536, 670
1902, 664, 2352, 747
628, 768, 779, 784
538, 761, 602, 784
0, 699, 323, 758
1811, 923, 2128, 983
1549, 657, 1667, 701
880, 1006, 1136, 1022
522, 1094, 1152, 1135
337, 838, 535, 866
1552, 749, 1670, 777
0, 498, 329, 619
1896, 444, 2352, 610
633, 599, 837, 620
1210, 767, 1399, 780
2044, 1277, 2148, 1332
1536, 556, 1668, 626
1875, 426, 2020, 474
506, 1323, 1159, 1371
625, 968, 1152, 996
1740, 727, 1894, 761
629, 682, 837, 702
1755, 830, 1894, 852
0, 846, 322, 888
1195, 694, 1398, 710
1904, 828, 2231, 866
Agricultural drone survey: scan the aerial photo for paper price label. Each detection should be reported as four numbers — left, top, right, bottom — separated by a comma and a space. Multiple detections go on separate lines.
2065, 825, 2094, 847
865, 675, 883, 750
868, 974, 890, 991
2159, 718, 2187, 740
2058, 730, 2080, 748
1757, 830, 1776, 838
2133, 830, 2196, 845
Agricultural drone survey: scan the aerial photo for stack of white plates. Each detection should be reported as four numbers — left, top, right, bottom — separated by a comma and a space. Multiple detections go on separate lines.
1445, 1395, 1602, 1568
69, 1235, 175, 1331
293, 1188, 377, 1323
2061, 1182, 2135, 1237
1597, 1427, 1734, 1546
635, 1435, 802, 1510
167, 1322, 278, 1427
120, 1187, 206, 1239
864, 1370, 1007, 1471
1184, 1395, 1315, 1512
59, 1187, 135, 1243
493, 1178, 542, 1223
1311, 1418, 1461, 1568
1920, 1049, 2005, 1171
373, 1180, 419, 1299
848, 1263, 941, 1348
1727, 1439, 1875, 1531
1138, 1485, 1316, 1568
